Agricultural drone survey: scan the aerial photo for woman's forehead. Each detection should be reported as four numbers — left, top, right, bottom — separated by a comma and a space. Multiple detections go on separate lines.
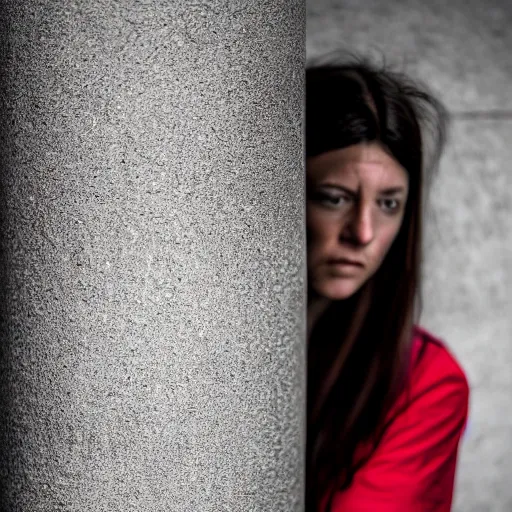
307, 144, 408, 188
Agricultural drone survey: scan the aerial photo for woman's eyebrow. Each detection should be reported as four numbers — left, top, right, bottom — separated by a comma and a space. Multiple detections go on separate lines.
319, 183, 358, 197
379, 186, 406, 196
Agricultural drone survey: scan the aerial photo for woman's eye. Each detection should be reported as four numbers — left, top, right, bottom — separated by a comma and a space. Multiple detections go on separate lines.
379, 198, 401, 213
313, 191, 350, 208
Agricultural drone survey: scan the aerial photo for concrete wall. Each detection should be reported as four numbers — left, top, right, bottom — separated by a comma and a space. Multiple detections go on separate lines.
0, 1, 305, 510
307, 1, 512, 511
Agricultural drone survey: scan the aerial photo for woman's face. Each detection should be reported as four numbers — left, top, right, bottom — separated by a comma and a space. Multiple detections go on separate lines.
306, 143, 409, 301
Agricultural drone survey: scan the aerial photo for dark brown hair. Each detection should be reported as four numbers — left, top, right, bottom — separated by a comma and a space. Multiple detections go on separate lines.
306, 55, 448, 511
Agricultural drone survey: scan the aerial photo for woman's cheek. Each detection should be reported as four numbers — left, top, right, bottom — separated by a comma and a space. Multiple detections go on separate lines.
374, 224, 402, 268
307, 214, 330, 253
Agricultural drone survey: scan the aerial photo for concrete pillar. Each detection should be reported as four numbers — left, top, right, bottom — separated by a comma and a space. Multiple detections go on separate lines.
0, 2, 305, 510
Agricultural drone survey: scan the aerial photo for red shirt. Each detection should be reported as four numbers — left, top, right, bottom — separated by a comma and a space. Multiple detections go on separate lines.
324, 326, 470, 512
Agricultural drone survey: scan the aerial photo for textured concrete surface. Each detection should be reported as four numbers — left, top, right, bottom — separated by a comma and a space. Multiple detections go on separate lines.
0, 1, 305, 510
307, 1, 512, 511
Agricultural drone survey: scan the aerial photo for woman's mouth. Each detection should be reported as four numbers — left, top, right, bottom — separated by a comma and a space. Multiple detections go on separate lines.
328, 258, 364, 268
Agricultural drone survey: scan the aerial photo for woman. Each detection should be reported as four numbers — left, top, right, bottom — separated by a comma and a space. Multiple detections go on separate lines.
306, 56, 469, 512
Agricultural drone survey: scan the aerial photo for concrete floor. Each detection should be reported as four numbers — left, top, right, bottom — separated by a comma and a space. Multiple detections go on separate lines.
307, 1, 512, 510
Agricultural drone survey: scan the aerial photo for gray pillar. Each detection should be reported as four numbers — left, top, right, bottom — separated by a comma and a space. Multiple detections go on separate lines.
0, 2, 305, 510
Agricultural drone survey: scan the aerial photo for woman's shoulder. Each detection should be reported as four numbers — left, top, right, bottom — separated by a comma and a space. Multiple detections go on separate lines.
410, 325, 469, 392
330, 326, 470, 511
391, 325, 470, 422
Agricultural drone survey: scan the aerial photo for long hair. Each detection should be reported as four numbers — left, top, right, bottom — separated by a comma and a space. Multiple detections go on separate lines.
305, 55, 448, 511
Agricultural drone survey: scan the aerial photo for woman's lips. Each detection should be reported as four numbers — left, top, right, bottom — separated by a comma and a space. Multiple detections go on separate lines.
328, 258, 364, 267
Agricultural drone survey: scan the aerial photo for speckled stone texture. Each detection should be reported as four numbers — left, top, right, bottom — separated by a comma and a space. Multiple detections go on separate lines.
0, 1, 305, 510
307, 1, 512, 511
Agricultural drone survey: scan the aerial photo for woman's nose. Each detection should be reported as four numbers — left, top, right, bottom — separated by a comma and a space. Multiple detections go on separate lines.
341, 206, 374, 246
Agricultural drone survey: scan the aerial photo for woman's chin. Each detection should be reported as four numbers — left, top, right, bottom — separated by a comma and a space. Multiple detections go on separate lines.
314, 277, 362, 301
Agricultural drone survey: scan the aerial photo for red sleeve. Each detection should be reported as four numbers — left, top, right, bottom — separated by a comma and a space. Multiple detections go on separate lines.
329, 341, 470, 512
